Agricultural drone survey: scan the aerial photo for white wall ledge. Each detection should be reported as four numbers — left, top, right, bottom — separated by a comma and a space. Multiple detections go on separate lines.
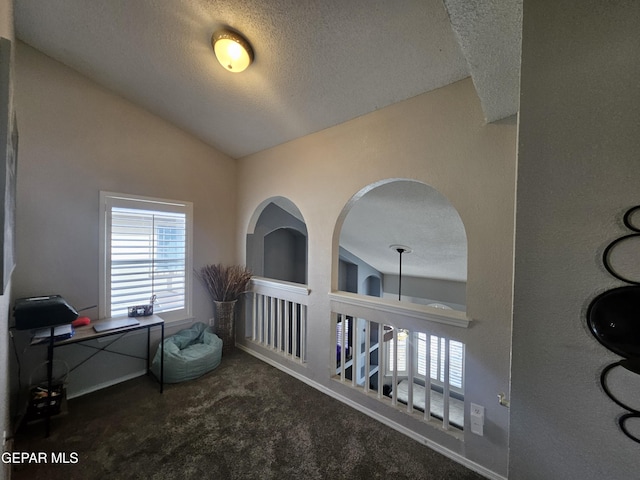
250, 276, 311, 304
329, 291, 470, 328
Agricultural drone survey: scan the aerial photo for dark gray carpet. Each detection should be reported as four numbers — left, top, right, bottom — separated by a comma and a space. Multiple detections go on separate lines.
13, 349, 485, 479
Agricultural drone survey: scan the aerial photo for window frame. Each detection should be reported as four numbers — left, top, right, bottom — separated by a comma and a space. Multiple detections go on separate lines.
99, 191, 194, 322
386, 331, 465, 394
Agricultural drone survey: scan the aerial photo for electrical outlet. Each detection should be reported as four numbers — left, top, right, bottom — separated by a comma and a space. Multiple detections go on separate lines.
470, 403, 485, 436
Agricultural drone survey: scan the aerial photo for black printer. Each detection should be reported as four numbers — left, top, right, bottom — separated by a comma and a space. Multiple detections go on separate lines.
13, 295, 78, 330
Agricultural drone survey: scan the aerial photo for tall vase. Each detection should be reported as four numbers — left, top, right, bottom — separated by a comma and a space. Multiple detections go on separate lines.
214, 300, 237, 353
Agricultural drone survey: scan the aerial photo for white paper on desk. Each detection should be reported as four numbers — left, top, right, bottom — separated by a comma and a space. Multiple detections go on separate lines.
33, 324, 73, 338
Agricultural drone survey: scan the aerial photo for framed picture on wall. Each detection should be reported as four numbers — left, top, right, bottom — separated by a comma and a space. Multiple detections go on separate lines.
0, 37, 17, 294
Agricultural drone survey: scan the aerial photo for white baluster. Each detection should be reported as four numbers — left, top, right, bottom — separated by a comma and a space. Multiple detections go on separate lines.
292, 302, 299, 360
407, 330, 414, 413
270, 297, 277, 349
300, 304, 306, 363
442, 337, 450, 430
251, 292, 257, 342
364, 320, 370, 393
340, 314, 346, 382
392, 328, 398, 406
424, 333, 431, 422
377, 323, 384, 400
262, 294, 268, 345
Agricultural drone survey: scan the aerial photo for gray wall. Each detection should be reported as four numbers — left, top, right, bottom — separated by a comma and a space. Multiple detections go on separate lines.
264, 228, 306, 284
247, 202, 307, 283
383, 274, 466, 310
11, 43, 237, 400
510, 1, 640, 479
0, 1, 13, 478
237, 77, 516, 476
338, 247, 382, 296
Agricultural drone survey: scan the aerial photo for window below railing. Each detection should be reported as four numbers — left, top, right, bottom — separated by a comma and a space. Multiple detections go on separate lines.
389, 331, 465, 394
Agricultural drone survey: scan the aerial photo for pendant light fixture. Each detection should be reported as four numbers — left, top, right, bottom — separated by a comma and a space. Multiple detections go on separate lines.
390, 245, 412, 301
212, 29, 254, 73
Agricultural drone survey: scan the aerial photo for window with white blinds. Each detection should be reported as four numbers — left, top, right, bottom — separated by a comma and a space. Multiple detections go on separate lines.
99, 192, 193, 321
388, 330, 408, 372
388, 331, 464, 390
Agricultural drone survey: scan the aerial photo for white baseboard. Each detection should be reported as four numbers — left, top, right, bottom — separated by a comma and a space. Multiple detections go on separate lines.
237, 344, 506, 480
66, 369, 147, 400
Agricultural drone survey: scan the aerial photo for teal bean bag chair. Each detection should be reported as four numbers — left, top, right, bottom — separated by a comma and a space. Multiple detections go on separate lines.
151, 322, 223, 383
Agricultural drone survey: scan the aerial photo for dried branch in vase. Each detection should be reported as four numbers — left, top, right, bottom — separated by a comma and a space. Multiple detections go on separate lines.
196, 264, 252, 302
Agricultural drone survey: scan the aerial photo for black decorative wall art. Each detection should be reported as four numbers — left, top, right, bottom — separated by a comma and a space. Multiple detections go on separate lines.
587, 206, 640, 443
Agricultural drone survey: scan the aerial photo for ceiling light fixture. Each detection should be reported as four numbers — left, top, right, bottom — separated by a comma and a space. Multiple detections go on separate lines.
212, 29, 254, 73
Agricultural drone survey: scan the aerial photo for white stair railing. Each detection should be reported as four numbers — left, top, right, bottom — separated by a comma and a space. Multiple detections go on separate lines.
330, 292, 466, 431
249, 277, 310, 363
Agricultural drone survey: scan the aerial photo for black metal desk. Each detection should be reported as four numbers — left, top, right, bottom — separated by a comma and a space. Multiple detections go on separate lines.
38, 315, 164, 436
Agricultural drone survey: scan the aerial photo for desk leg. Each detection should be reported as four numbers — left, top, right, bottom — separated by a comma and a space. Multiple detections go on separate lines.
146, 327, 151, 373
45, 326, 55, 438
160, 323, 164, 394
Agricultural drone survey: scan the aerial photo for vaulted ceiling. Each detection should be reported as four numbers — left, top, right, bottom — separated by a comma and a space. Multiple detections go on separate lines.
14, 0, 522, 160
15, 1, 522, 284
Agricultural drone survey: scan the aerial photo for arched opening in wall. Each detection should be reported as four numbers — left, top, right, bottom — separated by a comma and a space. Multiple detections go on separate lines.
364, 275, 381, 297
246, 197, 308, 285
246, 198, 309, 364
332, 179, 468, 430
335, 179, 467, 309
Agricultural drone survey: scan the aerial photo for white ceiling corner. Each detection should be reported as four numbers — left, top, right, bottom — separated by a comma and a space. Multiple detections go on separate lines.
443, 0, 523, 123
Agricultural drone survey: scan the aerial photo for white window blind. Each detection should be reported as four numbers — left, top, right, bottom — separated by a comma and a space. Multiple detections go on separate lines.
336, 316, 353, 365
389, 330, 464, 390
336, 316, 349, 347
100, 192, 193, 321
388, 330, 407, 372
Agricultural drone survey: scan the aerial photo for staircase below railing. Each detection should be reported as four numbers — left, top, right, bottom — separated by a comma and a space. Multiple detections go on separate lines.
247, 277, 310, 363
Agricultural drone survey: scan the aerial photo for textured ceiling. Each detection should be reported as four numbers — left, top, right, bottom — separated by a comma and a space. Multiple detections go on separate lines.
444, 0, 523, 122
14, 0, 521, 159
14, 1, 521, 282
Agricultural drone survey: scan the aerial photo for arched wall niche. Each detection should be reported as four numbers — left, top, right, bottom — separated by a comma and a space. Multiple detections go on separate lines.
246, 196, 308, 284
333, 179, 468, 310
364, 275, 382, 297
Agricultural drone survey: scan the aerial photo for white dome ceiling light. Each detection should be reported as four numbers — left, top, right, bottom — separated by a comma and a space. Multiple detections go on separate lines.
212, 29, 254, 73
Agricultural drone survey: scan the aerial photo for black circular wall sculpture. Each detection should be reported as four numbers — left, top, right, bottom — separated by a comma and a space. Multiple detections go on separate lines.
602, 234, 640, 285
623, 205, 640, 232
588, 286, 640, 359
588, 206, 640, 443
